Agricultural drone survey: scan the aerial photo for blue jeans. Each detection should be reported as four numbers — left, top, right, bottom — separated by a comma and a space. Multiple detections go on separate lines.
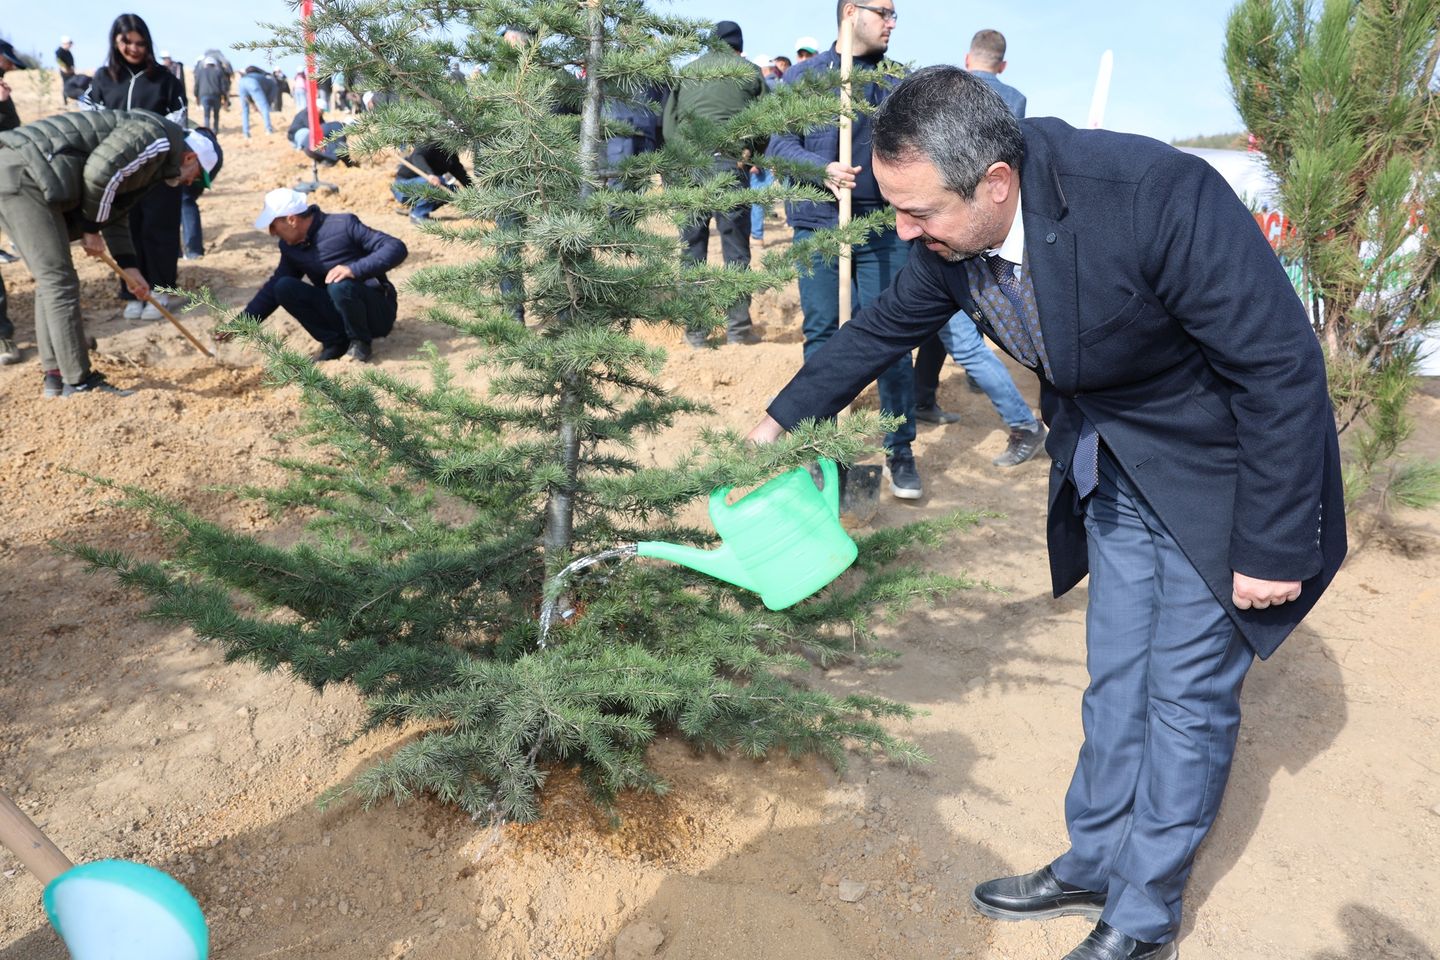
199, 96, 221, 132
1051, 444, 1252, 944
180, 185, 204, 258
936, 311, 1037, 429
793, 225, 915, 452
390, 177, 451, 220
273, 276, 394, 346
238, 76, 273, 137
749, 167, 774, 239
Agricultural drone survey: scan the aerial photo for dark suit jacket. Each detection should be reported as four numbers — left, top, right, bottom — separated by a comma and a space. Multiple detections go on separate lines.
767, 118, 1346, 659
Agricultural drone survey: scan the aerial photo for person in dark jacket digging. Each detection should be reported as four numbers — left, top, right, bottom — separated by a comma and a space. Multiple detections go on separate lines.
391, 143, 471, 222
240, 188, 408, 363
0, 109, 216, 396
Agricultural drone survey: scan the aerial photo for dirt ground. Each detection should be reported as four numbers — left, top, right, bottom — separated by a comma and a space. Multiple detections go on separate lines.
1, 75, 1437, 960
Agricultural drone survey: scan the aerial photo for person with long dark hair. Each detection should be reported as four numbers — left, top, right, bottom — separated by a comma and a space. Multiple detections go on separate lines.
81, 13, 189, 321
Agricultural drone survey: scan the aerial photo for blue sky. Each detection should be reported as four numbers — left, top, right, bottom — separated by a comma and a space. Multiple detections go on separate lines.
4, 0, 1245, 142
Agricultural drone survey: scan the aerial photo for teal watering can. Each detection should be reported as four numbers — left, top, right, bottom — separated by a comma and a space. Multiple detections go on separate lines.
636, 458, 858, 609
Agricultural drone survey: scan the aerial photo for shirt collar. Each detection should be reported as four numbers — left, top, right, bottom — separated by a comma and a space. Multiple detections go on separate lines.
986, 187, 1025, 266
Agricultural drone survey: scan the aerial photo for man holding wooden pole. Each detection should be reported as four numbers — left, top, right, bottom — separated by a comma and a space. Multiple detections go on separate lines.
0, 109, 216, 397
766, 0, 922, 500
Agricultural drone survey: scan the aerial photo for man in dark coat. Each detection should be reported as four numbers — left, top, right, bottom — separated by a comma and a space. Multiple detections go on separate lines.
241, 188, 408, 362
0, 110, 215, 395
748, 66, 1346, 960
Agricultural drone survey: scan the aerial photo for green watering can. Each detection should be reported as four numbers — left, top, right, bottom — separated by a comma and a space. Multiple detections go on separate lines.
637, 458, 858, 609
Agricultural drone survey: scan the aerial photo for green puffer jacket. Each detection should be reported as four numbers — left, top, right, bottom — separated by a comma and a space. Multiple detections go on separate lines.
0, 109, 186, 264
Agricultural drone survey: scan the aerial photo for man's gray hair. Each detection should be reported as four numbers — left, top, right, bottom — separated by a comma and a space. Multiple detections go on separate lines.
872, 65, 1023, 199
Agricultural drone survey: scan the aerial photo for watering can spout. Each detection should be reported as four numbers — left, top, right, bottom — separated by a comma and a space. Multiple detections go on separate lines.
635, 540, 757, 594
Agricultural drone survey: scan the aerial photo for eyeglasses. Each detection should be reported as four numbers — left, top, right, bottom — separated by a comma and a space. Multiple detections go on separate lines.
854, 4, 898, 22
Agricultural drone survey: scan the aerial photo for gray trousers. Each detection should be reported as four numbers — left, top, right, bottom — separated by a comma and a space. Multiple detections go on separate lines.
1050, 444, 1253, 943
680, 158, 752, 341
0, 150, 91, 382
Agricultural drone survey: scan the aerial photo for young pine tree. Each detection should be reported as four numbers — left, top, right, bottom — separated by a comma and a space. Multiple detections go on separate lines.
73, 0, 977, 821
1226, 0, 1440, 510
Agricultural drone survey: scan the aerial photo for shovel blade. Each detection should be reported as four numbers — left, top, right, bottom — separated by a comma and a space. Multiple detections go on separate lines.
839, 463, 883, 527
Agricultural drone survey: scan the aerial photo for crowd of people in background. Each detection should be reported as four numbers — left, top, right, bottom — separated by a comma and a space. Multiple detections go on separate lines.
0, 8, 1049, 495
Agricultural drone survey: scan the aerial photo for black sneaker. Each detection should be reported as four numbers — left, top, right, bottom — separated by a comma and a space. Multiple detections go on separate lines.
42, 371, 64, 398
61, 371, 134, 397
314, 341, 349, 361
885, 448, 923, 500
914, 403, 961, 425
993, 422, 1048, 467
726, 330, 762, 345
346, 339, 373, 362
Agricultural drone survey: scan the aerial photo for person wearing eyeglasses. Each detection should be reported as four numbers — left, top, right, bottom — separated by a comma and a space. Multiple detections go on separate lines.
766, 0, 925, 500
81, 13, 190, 324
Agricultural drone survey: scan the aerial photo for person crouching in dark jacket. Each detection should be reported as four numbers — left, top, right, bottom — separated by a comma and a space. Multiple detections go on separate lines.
239, 189, 408, 362
392, 143, 472, 222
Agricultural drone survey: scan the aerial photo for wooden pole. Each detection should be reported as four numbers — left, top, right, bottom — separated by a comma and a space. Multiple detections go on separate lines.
838, 19, 854, 325
96, 251, 214, 358
0, 791, 73, 887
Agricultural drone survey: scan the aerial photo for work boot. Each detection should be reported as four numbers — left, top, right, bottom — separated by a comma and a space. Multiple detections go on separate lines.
61, 371, 134, 397
0, 337, 19, 365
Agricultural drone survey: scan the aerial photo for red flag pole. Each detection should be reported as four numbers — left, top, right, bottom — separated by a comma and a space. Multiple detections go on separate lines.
303, 0, 322, 149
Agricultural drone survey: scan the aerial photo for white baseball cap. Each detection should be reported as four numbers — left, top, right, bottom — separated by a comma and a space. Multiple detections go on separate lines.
253, 188, 311, 230
60, 35, 72, 44
795, 36, 821, 54
183, 130, 219, 180
159, 50, 171, 59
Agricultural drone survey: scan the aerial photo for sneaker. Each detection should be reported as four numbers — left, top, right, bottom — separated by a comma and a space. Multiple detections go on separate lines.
0, 248, 19, 264
61, 371, 134, 397
140, 295, 171, 321
345, 339, 372, 362
0, 337, 19, 365
914, 403, 961, 425
684, 331, 709, 349
726, 330, 762, 345
993, 422, 1048, 467
123, 300, 144, 319
885, 448, 923, 500
42, 371, 64, 398
314, 341, 350, 362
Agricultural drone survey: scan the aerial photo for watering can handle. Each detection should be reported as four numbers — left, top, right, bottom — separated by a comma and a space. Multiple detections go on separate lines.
0, 789, 74, 886
818, 458, 841, 517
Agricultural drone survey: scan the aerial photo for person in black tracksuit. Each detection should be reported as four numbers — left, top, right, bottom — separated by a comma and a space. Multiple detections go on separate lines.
82, 13, 188, 320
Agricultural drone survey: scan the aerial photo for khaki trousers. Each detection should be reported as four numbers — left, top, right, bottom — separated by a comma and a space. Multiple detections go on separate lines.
0, 149, 91, 383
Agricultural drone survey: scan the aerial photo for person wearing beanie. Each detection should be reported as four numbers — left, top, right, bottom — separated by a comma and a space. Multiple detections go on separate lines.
0, 110, 214, 396
661, 20, 768, 347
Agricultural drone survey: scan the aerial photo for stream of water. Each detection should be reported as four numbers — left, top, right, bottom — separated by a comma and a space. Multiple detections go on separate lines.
537, 544, 639, 647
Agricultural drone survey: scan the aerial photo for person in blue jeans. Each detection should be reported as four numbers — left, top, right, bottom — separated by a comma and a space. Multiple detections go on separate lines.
931, 311, 1048, 466
766, 0, 921, 499
238, 189, 408, 362
179, 127, 222, 259
237, 67, 274, 138
749, 165, 774, 240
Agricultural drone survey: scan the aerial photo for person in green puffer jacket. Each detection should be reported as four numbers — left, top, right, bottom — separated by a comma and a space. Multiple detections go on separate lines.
0, 109, 216, 397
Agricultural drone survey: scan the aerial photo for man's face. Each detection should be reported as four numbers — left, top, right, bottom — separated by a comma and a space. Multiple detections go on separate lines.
269, 214, 309, 245
0, 54, 16, 72
848, 1, 895, 56
875, 154, 1016, 262
178, 153, 203, 186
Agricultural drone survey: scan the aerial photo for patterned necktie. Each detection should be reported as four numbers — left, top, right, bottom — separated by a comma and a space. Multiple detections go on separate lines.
989, 256, 1099, 497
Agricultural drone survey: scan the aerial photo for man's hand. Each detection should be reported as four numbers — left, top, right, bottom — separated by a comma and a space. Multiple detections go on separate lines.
746, 414, 784, 444
80, 232, 106, 259
325, 263, 355, 284
1232, 572, 1301, 610
121, 268, 150, 302
426, 174, 442, 187
213, 329, 234, 343
824, 161, 861, 198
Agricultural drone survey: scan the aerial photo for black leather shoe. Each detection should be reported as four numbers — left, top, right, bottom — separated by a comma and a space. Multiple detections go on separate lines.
972, 865, 1106, 922
1063, 921, 1177, 960
914, 403, 961, 425
314, 341, 349, 362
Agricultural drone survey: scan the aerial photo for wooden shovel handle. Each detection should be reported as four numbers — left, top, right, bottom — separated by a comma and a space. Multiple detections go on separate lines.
95, 250, 214, 358
837, 18, 854, 326
398, 156, 432, 180
0, 790, 73, 886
